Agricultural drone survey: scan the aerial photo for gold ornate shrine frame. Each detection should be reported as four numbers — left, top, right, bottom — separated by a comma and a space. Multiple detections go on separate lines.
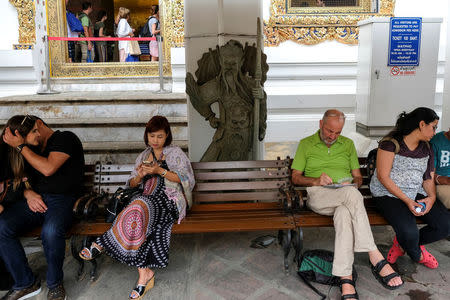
45, 0, 184, 78
265, 0, 395, 46
10, 0, 36, 50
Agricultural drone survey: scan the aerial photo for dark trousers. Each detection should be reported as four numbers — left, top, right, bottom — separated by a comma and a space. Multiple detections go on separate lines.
374, 194, 450, 261
0, 193, 75, 290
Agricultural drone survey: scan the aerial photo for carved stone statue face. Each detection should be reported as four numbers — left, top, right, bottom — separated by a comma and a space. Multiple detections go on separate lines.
219, 43, 244, 74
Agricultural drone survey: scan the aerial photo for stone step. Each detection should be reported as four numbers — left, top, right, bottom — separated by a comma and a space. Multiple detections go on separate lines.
83, 140, 188, 153
0, 91, 189, 164
83, 140, 188, 165
0, 117, 187, 127
0, 91, 187, 105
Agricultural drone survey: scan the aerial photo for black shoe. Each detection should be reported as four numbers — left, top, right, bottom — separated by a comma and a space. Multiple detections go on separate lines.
47, 284, 66, 300
1, 277, 41, 300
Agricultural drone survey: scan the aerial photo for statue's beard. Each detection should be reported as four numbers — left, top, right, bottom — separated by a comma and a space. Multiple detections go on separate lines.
222, 69, 237, 94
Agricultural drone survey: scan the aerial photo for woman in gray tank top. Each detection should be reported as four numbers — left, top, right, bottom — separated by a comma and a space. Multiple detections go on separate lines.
371, 107, 450, 270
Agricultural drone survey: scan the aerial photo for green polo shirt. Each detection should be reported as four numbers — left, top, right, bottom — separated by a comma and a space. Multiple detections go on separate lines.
291, 130, 360, 183
78, 12, 91, 45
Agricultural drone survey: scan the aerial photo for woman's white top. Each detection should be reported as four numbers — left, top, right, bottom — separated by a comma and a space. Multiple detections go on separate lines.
116, 18, 132, 53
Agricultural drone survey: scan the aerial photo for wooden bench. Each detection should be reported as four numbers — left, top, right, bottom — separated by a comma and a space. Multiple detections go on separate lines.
24, 158, 297, 280
288, 157, 445, 263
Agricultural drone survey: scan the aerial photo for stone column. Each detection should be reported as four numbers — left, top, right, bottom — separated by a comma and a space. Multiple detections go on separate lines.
185, 0, 262, 161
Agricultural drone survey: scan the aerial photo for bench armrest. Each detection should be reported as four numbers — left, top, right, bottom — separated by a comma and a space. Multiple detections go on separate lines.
279, 186, 293, 212
293, 188, 307, 211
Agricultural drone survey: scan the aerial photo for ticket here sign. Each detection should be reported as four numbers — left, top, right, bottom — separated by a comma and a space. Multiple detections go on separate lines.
388, 17, 422, 66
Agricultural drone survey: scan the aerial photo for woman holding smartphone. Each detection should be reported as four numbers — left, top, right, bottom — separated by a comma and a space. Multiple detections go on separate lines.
370, 107, 450, 270
79, 115, 195, 299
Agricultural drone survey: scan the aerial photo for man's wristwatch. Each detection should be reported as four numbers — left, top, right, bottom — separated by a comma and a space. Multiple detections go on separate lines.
16, 144, 27, 153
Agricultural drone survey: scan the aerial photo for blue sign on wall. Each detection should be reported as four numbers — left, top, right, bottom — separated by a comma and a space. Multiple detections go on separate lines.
388, 17, 422, 66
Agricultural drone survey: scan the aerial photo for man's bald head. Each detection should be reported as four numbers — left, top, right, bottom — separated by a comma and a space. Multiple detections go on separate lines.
322, 109, 346, 124
319, 109, 345, 146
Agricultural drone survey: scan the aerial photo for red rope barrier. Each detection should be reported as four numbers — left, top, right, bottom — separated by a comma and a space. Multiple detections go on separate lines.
48, 37, 157, 41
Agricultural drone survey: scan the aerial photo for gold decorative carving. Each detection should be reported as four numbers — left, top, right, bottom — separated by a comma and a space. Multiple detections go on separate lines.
166, 0, 185, 48
265, 0, 395, 46
10, 0, 36, 49
47, 0, 181, 78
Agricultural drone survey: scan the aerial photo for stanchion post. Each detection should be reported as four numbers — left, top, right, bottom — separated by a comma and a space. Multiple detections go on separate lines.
156, 36, 169, 93
37, 35, 59, 95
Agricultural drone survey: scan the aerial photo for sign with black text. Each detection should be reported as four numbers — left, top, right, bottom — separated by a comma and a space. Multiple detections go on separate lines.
388, 17, 422, 66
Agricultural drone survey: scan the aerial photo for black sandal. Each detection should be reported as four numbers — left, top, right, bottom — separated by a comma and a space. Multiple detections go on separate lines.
340, 278, 359, 300
79, 243, 103, 261
129, 275, 155, 299
371, 259, 403, 290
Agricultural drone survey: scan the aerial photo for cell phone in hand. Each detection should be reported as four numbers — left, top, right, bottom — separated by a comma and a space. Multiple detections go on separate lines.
142, 160, 154, 166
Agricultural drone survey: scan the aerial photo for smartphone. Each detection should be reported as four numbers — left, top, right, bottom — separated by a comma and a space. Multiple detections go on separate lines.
142, 160, 154, 166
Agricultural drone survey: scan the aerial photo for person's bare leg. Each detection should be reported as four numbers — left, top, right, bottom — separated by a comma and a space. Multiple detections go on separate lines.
369, 249, 403, 286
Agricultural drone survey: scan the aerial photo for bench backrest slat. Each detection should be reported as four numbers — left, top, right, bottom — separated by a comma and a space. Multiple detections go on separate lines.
193, 191, 283, 203
195, 170, 289, 180
194, 180, 287, 192
98, 174, 130, 184
192, 160, 288, 169
100, 164, 135, 172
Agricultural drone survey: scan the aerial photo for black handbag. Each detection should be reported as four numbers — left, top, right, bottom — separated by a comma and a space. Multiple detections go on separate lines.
105, 187, 142, 223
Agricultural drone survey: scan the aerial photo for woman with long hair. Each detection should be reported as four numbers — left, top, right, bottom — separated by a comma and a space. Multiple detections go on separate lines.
116, 7, 137, 62
79, 115, 195, 299
0, 115, 37, 213
370, 107, 450, 269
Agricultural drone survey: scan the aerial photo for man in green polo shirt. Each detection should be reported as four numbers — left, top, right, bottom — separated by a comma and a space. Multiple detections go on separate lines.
292, 109, 403, 299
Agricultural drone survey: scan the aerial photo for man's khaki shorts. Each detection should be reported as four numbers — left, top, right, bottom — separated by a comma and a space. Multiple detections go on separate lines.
436, 185, 450, 209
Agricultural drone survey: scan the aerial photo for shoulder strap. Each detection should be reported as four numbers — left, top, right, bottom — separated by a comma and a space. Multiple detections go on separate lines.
298, 272, 326, 300
379, 137, 400, 154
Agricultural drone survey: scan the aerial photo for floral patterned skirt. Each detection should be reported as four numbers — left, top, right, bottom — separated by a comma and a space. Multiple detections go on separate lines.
97, 172, 178, 268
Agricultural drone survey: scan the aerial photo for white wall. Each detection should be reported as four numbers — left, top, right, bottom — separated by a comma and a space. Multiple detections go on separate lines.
1, 1, 19, 50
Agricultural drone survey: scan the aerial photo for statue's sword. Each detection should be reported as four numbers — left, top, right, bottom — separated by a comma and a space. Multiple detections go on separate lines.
253, 17, 263, 160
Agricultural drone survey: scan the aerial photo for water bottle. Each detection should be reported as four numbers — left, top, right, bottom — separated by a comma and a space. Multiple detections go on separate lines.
415, 201, 426, 213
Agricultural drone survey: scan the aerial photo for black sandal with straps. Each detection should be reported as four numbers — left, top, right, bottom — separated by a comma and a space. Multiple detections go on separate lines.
129, 275, 155, 300
371, 259, 403, 290
79, 244, 103, 261
340, 278, 359, 300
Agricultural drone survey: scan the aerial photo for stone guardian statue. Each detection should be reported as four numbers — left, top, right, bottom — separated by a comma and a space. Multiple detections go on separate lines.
186, 20, 268, 161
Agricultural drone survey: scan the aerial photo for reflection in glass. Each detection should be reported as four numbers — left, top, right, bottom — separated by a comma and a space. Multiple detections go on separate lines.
65, 0, 160, 63
291, 0, 359, 7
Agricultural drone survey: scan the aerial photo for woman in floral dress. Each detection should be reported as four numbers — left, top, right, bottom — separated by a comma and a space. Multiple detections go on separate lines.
79, 115, 195, 299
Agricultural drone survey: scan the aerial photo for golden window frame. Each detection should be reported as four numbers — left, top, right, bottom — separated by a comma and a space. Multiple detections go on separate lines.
46, 0, 184, 78
264, 0, 396, 46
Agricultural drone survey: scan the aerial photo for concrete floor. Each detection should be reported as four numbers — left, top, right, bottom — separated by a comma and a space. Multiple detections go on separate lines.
1, 226, 449, 300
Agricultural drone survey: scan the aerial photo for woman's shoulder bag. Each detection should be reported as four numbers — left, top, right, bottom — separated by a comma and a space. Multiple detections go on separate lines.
105, 187, 142, 223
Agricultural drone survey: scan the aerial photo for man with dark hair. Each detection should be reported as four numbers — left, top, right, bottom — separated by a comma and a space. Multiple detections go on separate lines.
431, 128, 450, 208
78, 2, 94, 62
0, 115, 84, 300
